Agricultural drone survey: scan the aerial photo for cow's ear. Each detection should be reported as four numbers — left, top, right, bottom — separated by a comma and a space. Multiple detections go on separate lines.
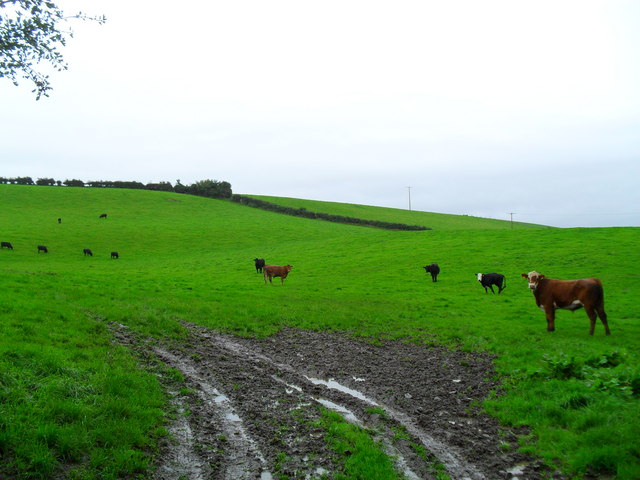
521, 273, 528, 278
540, 275, 545, 279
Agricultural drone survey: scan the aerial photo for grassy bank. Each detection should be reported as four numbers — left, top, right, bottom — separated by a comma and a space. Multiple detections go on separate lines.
1, 184, 638, 478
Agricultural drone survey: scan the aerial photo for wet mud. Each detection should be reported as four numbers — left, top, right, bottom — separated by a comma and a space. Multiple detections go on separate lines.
110, 323, 563, 480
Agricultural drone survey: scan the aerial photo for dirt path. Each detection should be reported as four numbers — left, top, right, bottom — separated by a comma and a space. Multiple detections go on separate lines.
110, 322, 562, 480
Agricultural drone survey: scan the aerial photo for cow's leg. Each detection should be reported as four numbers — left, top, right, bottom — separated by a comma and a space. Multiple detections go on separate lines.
544, 305, 556, 332
598, 307, 611, 336
585, 306, 598, 336
489, 285, 496, 294
592, 304, 611, 336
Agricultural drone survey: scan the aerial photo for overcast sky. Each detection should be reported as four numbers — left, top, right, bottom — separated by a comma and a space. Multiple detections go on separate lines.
2, 1, 639, 227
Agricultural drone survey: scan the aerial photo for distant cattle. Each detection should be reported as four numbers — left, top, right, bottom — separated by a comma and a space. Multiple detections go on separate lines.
111, 251, 119, 259
264, 264, 292, 285
476, 273, 506, 294
58, 218, 62, 224
521, 271, 610, 336
422, 263, 440, 282
99, 213, 107, 219
37, 245, 48, 254
83, 248, 93, 257
1, 242, 13, 250
254, 258, 266, 273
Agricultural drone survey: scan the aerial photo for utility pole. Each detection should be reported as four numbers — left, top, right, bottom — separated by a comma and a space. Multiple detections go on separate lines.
508, 212, 516, 229
407, 187, 412, 211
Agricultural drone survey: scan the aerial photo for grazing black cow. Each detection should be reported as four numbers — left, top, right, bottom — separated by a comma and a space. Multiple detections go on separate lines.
476, 273, 506, 294
1, 241, 13, 250
422, 263, 440, 282
254, 258, 266, 273
58, 218, 62, 224
83, 248, 93, 257
99, 213, 107, 219
37, 245, 48, 254
111, 251, 119, 259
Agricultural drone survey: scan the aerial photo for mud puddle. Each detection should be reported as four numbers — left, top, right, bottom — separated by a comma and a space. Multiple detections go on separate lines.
110, 323, 563, 480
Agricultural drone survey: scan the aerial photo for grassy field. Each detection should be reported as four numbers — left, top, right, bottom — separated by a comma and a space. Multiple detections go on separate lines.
1, 184, 639, 479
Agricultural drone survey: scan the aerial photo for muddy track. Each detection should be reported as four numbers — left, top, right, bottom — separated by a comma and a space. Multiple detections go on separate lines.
110, 322, 563, 480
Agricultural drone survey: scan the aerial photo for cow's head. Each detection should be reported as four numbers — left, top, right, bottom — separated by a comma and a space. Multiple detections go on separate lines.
285, 265, 292, 272
522, 271, 544, 290
476, 273, 484, 282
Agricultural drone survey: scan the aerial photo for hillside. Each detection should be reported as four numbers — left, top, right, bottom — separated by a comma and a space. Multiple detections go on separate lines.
250, 194, 548, 230
0, 184, 638, 479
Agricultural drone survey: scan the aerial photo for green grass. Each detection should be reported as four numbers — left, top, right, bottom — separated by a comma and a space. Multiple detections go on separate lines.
0, 289, 166, 479
1, 184, 639, 479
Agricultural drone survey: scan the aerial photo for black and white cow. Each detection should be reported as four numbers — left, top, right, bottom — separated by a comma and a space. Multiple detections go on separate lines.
476, 273, 506, 294
423, 263, 440, 282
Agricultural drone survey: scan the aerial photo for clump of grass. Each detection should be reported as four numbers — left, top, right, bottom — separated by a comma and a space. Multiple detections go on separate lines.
318, 409, 400, 479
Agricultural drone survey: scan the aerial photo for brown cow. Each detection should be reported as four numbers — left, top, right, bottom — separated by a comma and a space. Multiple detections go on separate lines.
521, 271, 610, 336
264, 265, 292, 285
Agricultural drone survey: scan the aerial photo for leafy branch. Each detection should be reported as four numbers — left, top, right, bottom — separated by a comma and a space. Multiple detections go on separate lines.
0, 0, 105, 99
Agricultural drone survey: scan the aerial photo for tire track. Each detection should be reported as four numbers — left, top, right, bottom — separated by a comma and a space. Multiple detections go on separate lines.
108, 321, 562, 480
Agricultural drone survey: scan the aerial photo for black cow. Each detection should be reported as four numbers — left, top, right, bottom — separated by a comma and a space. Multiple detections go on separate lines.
1, 242, 13, 250
111, 251, 119, 259
37, 245, 48, 254
422, 263, 440, 282
476, 273, 506, 294
83, 248, 93, 257
99, 213, 107, 219
254, 258, 266, 273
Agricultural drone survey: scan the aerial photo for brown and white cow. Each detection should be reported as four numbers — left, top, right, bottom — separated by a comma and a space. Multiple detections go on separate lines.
521, 271, 610, 336
264, 264, 292, 285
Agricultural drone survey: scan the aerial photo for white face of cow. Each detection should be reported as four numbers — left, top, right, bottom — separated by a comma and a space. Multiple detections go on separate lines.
525, 271, 543, 290
476, 273, 483, 282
